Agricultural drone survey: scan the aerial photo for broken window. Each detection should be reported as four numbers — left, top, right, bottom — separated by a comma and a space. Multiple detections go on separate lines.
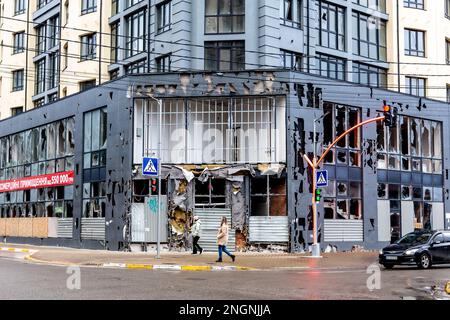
377, 183, 387, 199
40, 126, 47, 161
376, 121, 385, 151
322, 103, 333, 146
388, 184, 400, 199
431, 122, 442, 159
335, 105, 346, 148
410, 118, 420, 156
388, 123, 398, 153
324, 179, 362, 220
423, 187, 432, 201
401, 185, 412, 200
250, 175, 287, 216
47, 123, 56, 160
421, 120, 431, 158
56, 120, 66, 158
82, 181, 107, 218
195, 178, 226, 207
400, 116, 409, 155
348, 107, 360, 149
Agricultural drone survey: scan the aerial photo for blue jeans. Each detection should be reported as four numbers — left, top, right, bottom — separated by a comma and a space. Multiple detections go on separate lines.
218, 245, 233, 260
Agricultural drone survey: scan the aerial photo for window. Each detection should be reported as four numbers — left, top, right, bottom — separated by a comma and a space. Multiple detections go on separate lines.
0, 118, 75, 218
36, 25, 46, 54
15, 0, 26, 15
110, 22, 119, 63
352, 62, 387, 88
446, 39, 450, 64
109, 69, 119, 80
205, 0, 245, 34
81, 0, 97, 14
37, 0, 53, 9
11, 107, 23, 117
49, 53, 59, 89
322, 103, 362, 166
280, 50, 302, 70
80, 33, 96, 61
157, 1, 171, 33
195, 178, 226, 207
13, 32, 25, 54
376, 115, 442, 174
125, 9, 146, 58
404, 0, 424, 9
112, 0, 118, 16
204, 41, 245, 71
324, 180, 362, 220
250, 175, 287, 216
352, 11, 387, 60
83, 108, 107, 218
35, 59, 45, 94
317, 1, 345, 51
316, 53, 345, 80
352, 0, 386, 12
12, 69, 24, 91
446, 0, 450, 18
281, 0, 302, 28
404, 29, 425, 57
156, 54, 171, 72
125, 59, 146, 74
79, 79, 96, 91
126, 0, 144, 9
405, 77, 426, 97
63, 43, 68, 70
47, 16, 59, 49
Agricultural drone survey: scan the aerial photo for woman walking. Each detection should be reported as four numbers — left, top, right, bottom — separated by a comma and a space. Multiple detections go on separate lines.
216, 216, 236, 263
191, 216, 203, 254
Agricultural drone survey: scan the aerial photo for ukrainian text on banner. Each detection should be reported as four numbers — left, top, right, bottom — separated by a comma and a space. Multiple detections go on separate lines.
0, 171, 75, 192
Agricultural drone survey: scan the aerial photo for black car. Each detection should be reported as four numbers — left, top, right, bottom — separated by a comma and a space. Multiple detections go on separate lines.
379, 230, 450, 269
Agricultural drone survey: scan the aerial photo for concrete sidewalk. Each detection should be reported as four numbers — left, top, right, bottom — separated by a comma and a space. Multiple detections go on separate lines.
1, 243, 379, 271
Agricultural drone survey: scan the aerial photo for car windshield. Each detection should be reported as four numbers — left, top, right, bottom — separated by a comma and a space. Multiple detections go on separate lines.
396, 233, 432, 245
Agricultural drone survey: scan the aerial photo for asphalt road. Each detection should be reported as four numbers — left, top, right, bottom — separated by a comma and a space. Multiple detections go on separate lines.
0, 252, 449, 300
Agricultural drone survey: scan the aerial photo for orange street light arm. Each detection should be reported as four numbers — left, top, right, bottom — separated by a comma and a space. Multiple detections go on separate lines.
317, 116, 385, 167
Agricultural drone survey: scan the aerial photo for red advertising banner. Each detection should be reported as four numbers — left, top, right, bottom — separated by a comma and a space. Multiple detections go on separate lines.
0, 171, 75, 193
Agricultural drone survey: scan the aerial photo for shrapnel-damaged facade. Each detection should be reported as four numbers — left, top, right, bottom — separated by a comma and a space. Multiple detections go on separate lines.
0, 70, 449, 252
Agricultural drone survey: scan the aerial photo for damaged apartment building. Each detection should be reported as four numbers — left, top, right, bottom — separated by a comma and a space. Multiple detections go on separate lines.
0, 70, 449, 252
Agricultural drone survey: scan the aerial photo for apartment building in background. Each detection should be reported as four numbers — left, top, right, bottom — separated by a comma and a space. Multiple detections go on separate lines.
387, 0, 450, 102
1, 0, 393, 118
0, 0, 109, 118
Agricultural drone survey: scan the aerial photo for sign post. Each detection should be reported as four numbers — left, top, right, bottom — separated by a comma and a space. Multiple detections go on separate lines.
143, 155, 161, 258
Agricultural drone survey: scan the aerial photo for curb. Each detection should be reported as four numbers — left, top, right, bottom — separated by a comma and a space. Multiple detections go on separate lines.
3, 248, 256, 272
0, 247, 35, 254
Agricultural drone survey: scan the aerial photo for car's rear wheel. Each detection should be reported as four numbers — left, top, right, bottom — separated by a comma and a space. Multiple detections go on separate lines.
383, 264, 394, 269
417, 253, 432, 269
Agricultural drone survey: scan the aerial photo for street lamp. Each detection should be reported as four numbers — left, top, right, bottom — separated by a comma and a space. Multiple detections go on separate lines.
310, 112, 330, 258
147, 95, 163, 260
304, 113, 386, 258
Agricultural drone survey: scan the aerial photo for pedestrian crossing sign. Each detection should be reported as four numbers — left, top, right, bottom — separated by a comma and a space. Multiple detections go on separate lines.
316, 170, 328, 187
143, 157, 159, 176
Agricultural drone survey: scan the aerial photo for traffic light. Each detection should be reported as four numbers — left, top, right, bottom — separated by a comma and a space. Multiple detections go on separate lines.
383, 105, 392, 127
150, 179, 158, 194
315, 188, 322, 202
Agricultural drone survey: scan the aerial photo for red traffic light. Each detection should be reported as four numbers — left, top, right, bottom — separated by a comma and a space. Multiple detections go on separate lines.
383, 105, 390, 112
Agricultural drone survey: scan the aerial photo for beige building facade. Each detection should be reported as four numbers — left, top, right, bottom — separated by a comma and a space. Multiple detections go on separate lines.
387, 0, 450, 102
0, 0, 109, 119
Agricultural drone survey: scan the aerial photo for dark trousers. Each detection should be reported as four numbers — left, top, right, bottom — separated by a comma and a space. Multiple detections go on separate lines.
193, 236, 202, 254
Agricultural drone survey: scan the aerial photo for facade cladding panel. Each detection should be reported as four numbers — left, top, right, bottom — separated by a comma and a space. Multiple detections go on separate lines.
0, 71, 448, 252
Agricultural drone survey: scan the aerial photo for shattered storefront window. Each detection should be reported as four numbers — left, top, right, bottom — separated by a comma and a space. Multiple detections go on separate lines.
83, 108, 108, 218
250, 175, 287, 217
377, 116, 442, 174
324, 179, 362, 220
0, 117, 75, 218
322, 103, 361, 166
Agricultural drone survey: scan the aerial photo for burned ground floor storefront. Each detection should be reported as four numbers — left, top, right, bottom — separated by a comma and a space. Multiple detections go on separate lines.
0, 70, 449, 252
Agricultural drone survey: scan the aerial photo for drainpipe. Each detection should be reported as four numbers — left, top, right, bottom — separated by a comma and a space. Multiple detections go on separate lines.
306, 0, 310, 73
24, 0, 31, 111
99, 0, 103, 84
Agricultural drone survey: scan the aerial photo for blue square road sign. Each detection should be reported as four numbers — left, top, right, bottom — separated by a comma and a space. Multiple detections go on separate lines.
316, 170, 328, 188
143, 157, 159, 176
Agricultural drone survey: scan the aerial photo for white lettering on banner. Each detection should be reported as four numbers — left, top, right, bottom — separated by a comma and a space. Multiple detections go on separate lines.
0, 171, 75, 193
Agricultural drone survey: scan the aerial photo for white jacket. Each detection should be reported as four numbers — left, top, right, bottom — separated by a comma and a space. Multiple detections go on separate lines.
191, 220, 201, 237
